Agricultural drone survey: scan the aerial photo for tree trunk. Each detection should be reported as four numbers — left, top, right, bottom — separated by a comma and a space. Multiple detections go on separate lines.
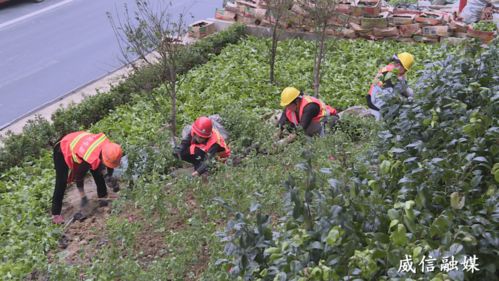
169, 62, 178, 146
269, 19, 280, 84
313, 22, 327, 97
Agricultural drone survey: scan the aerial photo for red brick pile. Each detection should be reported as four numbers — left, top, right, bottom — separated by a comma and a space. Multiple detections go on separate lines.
214, 0, 496, 43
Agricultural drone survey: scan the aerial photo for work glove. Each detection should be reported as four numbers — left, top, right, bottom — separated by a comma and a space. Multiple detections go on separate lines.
73, 211, 86, 222
273, 130, 283, 140
328, 115, 340, 129
80, 196, 89, 207
99, 200, 109, 207
196, 161, 209, 175
174, 145, 184, 154
52, 215, 65, 224
105, 175, 120, 192
173, 146, 183, 156
277, 133, 297, 145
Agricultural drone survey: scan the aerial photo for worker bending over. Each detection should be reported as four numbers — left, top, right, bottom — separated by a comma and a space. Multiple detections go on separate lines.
367, 52, 415, 120
278, 87, 337, 138
52, 131, 123, 224
173, 116, 231, 177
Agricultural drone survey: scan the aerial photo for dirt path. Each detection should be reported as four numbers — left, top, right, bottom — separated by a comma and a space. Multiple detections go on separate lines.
42, 167, 205, 280
48, 175, 171, 267
50, 177, 116, 265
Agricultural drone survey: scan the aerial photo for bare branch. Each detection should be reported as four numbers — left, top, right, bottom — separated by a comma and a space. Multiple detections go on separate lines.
265, 0, 293, 84
107, 0, 188, 139
298, 0, 338, 96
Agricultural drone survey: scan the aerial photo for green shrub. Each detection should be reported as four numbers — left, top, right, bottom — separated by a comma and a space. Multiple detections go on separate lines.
1, 32, 477, 280
0, 116, 55, 172
220, 104, 276, 153
218, 39, 499, 281
0, 153, 58, 279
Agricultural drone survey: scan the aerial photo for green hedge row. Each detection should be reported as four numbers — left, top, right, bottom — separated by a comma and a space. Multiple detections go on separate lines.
0, 24, 247, 174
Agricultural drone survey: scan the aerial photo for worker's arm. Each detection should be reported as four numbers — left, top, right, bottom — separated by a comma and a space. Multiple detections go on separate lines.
89, 167, 108, 196
380, 71, 395, 88
299, 103, 320, 131
103, 167, 119, 192
277, 109, 298, 138
394, 79, 412, 98
194, 144, 224, 175
277, 110, 296, 128
106, 167, 114, 177
173, 134, 192, 157
277, 110, 287, 127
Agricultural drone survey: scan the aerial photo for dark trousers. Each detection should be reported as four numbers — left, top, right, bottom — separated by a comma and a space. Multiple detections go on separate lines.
52, 143, 107, 215
176, 146, 206, 171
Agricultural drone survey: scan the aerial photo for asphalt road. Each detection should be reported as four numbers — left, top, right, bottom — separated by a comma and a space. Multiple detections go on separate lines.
0, 0, 222, 129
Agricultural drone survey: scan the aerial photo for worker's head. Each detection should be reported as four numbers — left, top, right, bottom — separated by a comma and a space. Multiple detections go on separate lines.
192, 116, 213, 143
394, 52, 414, 74
101, 142, 123, 169
280, 87, 302, 110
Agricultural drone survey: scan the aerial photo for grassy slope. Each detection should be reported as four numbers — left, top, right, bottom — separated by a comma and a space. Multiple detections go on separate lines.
0, 36, 456, 280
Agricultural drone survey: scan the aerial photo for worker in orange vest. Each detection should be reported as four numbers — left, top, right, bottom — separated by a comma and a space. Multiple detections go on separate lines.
367, 52, 415, 120
51, 131, 123, 224
173, 116, 231, 177
277, 87, 337, 138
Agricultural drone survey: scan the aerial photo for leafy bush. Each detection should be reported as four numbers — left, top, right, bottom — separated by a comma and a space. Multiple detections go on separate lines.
0, 116, 55, 172
378, 38, 499, 279
0, 24, 248, 280
0, 33, 470, 280
218, 40, 498, 280
178, 37, 452, 119
178, 23, 247, 74
219, 105, 276, 152
91, 94, 177, 182
0, 154, 59, 279
472, 21, 497, 32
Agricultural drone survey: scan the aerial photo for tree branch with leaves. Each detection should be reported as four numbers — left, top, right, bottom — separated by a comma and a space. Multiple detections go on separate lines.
107, 0, 190, 144
298, 0, 338, 97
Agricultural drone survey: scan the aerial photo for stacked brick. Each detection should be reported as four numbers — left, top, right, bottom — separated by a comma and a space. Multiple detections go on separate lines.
213, 0, 496, 43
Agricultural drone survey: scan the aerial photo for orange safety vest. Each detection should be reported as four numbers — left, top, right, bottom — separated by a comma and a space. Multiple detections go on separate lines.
285, 95, 335, 126
190, 128, 231, 159
368, 64, 406, 96
60, 131, 110, 171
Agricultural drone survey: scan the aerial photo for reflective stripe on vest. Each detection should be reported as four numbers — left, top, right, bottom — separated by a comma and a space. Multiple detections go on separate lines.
82, 134, 107, 162
302, 96, 327, 123
190, 128, 230, 159
61, 132, 109, 171
285, 95, 329, 125
70, 132, 92, 164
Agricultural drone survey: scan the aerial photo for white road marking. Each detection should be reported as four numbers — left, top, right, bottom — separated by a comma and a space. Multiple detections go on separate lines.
0, 0, 75, 30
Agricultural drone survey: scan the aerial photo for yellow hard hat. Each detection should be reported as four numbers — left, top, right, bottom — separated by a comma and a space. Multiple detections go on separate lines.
280, 87, 300, 107
397, 52, 415, 71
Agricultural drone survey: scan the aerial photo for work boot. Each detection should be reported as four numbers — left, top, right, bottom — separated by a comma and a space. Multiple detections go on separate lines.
73, 211, 86, 221
99, 200, 109, 207
52, 215, 65, 224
